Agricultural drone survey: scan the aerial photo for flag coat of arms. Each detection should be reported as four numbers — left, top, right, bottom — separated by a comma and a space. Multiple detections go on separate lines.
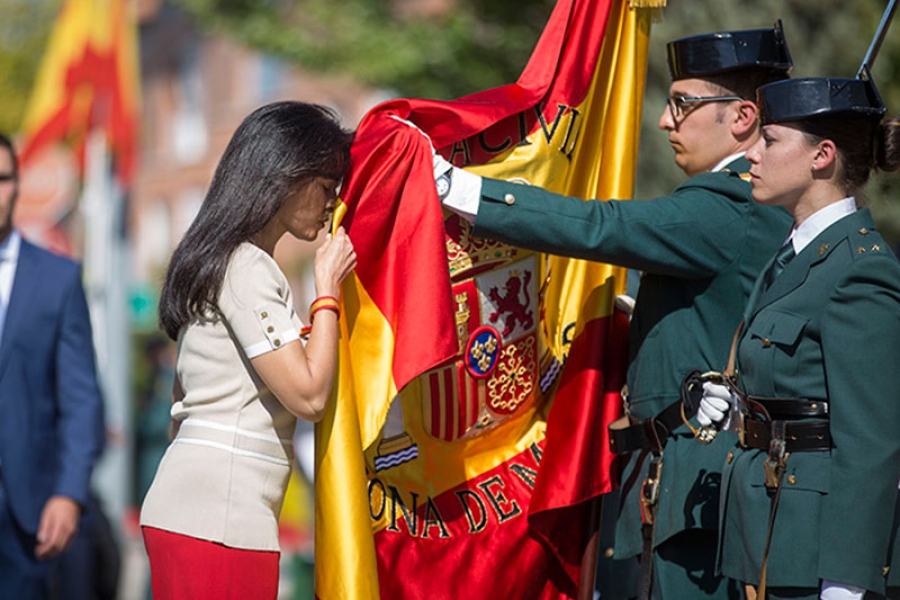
316, 0, 656, 597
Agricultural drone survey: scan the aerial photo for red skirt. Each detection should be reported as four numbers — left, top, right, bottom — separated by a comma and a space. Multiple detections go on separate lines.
142, 526, 280, 600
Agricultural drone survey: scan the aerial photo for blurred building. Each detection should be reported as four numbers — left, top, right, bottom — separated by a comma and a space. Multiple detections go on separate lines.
15, 3, 396, 597
132, 0, 391, 320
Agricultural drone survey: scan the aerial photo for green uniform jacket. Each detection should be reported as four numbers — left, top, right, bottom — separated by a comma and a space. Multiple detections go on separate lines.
473, 158, 792, 559
720, 209, 900, 593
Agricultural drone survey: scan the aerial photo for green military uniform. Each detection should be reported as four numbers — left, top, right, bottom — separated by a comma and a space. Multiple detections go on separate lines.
472, 157, 792, 598
720, 209, 900, 596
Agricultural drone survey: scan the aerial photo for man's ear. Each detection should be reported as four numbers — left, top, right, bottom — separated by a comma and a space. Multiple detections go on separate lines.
732, 100, 758, 137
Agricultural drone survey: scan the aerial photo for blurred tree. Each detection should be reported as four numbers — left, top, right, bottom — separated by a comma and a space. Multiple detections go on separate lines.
173, 0, 900, 244
0, 0, 61, 135
4, 0, 899, 241
172, 0, 557, 99
635, 0, 900, 245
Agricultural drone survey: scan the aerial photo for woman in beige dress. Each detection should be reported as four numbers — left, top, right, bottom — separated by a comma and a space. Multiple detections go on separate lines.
140, 101, 356, 599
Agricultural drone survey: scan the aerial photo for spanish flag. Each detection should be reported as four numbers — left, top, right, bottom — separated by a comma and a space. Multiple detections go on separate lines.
18, 0, 140, 185
316, 0, 654, 597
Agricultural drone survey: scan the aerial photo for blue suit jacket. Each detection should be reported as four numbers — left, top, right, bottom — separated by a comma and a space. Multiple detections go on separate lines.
0, 238, 105, 534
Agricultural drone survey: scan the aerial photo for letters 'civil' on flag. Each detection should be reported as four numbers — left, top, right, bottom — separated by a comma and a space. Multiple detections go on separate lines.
18, 0, 140, 185
315, 0, 657, 598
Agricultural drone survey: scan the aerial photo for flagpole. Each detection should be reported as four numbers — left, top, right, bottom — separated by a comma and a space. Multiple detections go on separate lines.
577, 497, 602, 599
82, 128, 132, 538
857, 0, 898, 77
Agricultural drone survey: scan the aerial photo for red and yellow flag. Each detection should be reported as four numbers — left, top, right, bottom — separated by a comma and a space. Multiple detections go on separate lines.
316, 0, 654, 597
18, 0, 140, 185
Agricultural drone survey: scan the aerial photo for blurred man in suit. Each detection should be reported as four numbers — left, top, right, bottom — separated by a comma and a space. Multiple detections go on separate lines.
0, 133, 105, 599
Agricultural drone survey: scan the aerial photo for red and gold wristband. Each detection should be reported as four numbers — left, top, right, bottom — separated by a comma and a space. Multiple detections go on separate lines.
309, 295, 340, 322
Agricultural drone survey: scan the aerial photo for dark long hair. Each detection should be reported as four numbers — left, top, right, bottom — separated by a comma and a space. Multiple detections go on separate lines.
158, 101, 353, 340
799, 115, 900, 195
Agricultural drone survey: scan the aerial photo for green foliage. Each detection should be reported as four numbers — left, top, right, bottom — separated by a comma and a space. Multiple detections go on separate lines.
171, 0, 900, 245
636, 0, 900, 246
4, 0, 900, 243
172, 0, 557, 99
0, 0, 61, 135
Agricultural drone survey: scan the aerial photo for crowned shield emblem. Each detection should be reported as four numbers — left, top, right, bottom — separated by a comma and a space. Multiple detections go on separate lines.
421, 216, 542, 441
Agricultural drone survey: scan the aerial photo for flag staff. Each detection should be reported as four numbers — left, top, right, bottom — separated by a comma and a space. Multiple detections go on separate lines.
857, 0, 898, 77
578, 498, 602, 599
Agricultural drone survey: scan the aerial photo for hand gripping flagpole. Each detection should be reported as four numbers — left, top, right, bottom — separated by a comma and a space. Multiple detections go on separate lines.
857, 0, 898, 78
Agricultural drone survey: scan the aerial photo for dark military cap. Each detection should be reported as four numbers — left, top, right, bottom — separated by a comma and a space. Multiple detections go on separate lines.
667, 22, 792, 80
757, 76, 887, 125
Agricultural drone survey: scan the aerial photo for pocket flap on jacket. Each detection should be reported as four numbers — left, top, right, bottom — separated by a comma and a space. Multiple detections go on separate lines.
747, 309, 809, 347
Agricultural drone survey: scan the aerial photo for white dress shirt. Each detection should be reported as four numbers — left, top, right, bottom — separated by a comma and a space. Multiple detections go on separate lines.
0, 230, 21, 341
786, 196, 857, 254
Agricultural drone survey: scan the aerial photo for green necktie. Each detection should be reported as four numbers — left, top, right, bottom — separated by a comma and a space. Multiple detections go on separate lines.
764, 243, 795, 289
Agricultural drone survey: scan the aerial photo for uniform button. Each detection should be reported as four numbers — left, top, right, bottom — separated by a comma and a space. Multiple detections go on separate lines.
786, 474, 797, 486
761, 338, 771, 348
727, 450, 734, 464
274, 339, 281, 347
603, 547, 615, 559
261, 311, 268, 319
858, 227, 869, 235
267, 326, 275, 333
504, 193, 516, 205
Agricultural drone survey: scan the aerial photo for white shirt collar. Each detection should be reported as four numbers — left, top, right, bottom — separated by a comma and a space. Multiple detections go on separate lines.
788, 197, 857, 254
0, 230, 21, 307
0, 230, 21, 263
710, 152, 746, 173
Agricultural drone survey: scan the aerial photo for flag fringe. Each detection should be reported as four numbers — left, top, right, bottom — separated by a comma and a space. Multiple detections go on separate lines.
628, 0, 666, 8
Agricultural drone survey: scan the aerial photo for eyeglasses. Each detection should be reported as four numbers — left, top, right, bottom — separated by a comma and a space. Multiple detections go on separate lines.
0, 174, 14, 182
665, 95, 745, 119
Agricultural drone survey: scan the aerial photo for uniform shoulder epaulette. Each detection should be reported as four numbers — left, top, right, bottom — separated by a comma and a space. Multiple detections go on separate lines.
847, 226, 886, 258
718, 167, 752, 182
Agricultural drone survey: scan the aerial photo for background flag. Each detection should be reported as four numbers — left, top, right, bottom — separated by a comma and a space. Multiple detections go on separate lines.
18, 0, 140, 185
316, 0, 657, 597
14, 0, 141, 536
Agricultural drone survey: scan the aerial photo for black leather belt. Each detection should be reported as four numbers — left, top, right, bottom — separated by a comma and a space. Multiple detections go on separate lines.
746, 396, 828, 419
608, 400, 686, 455
741, 418, 831, 452
608, 370, 728, 455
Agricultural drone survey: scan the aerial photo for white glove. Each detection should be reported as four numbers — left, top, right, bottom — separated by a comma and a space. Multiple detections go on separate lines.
820, 580, 865, 600
697, 381, 736, 428
614, 294, 636, 318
